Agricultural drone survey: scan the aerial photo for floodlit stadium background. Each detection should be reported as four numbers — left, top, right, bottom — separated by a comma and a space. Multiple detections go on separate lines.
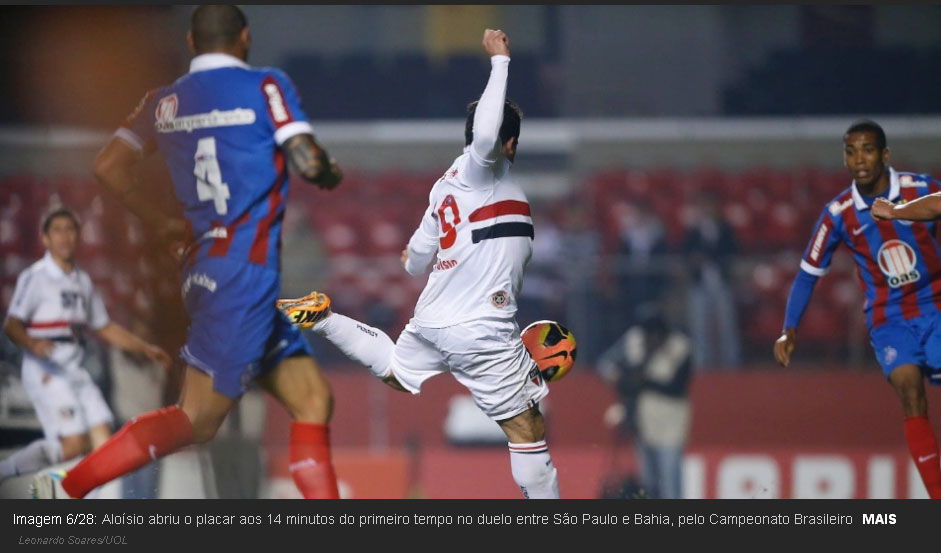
2, 5, 941, 498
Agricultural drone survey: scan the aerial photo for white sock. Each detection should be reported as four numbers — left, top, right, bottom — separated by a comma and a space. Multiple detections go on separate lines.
0, 439, 63, 481
314, 313, 395, 379
508, 440, 560, 499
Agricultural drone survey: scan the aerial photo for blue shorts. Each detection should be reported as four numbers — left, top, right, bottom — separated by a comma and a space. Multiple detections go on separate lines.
179, 257, 313, 398
870, 312, 941, 386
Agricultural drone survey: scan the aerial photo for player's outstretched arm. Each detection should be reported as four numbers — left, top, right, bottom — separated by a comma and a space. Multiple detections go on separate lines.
2, 316, 53, 358
282, 134, 342, 190
94, 138, 186, 255
775, 268, 822, 367
872, 195, 941, 221
468, 30, 511, 168
96, 322, 171, 370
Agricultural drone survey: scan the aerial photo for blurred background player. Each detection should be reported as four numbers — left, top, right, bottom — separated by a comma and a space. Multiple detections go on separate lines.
34, 5, 345, 499
280, 29, 560, 499
774, 119, 941, 499
597, 304, 693, 499
0, 207, 170, 488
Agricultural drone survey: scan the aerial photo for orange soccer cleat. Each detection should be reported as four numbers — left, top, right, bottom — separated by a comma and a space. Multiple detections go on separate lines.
277, 291, 332, 329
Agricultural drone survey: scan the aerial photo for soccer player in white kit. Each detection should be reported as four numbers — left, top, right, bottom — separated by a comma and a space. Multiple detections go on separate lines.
0, 207, 170, 487
280, 29, 560, 499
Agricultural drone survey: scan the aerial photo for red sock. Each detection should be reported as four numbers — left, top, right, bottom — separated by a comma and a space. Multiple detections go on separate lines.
62, 406, 193, 499
289, 422, 339, 499
904, 415, 941, 499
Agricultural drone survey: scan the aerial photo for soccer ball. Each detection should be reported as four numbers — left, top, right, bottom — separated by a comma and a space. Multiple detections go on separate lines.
521, 320, 577, 383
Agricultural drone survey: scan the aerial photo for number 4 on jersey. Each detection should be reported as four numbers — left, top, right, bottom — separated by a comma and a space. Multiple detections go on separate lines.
194, 137, 230, 215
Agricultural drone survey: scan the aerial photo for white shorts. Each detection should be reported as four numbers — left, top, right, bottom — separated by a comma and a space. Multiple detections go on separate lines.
388, 318, 548, 421
21, 356, 114, 440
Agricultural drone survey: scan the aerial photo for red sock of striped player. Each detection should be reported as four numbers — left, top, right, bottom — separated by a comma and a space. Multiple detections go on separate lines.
508, 440, 560, 499
904, 415, 941, 499
62, 406, 193, 499
289, 422, 340, 499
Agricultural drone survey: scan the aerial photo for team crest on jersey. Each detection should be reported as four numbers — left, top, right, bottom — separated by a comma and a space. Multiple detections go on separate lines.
491, 290, 508, 308
59, 407, 75, 421
877, 239, 921, 288
155, 93, 179, 123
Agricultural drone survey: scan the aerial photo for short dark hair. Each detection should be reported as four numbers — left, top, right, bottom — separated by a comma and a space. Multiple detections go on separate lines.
190, 5, 248, 54
845, 119, 887, 150
41, 206, 80, 234
465, 98, 523, 147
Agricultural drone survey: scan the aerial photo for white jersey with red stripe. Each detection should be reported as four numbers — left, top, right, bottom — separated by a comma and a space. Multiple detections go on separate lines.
403, 54, 532, 328
6, 251, 110, 369
405, 151, 533, 328
366, 54, 548, 421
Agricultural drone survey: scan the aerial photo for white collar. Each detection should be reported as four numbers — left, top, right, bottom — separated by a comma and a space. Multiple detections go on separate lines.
852, 167, 899, 211
41, 251, 74, 279
461, 146, 512, 172
189, 53, 249, 74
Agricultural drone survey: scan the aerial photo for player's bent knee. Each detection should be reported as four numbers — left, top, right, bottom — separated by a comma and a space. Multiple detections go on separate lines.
889, 364, 922, 386
291, 391, 333, 423
382, 374, 409, 393
188, 416, 226, 444
179, 405, 228, 444
281, 380, 334, 423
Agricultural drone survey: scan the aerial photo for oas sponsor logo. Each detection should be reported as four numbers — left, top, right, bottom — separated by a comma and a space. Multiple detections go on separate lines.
877, 240, 920, 288
155, 93, 178, 123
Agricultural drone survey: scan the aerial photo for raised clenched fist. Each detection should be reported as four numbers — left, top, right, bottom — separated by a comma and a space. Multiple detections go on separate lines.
482, 29, 510, 58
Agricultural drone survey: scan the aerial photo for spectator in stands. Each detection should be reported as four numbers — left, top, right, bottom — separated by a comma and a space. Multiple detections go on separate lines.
558, 200, 605, 358
597, 304, 693, 499
612, 200, 669, 329
518, 210, 566, 326
682, 191, 742, 369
